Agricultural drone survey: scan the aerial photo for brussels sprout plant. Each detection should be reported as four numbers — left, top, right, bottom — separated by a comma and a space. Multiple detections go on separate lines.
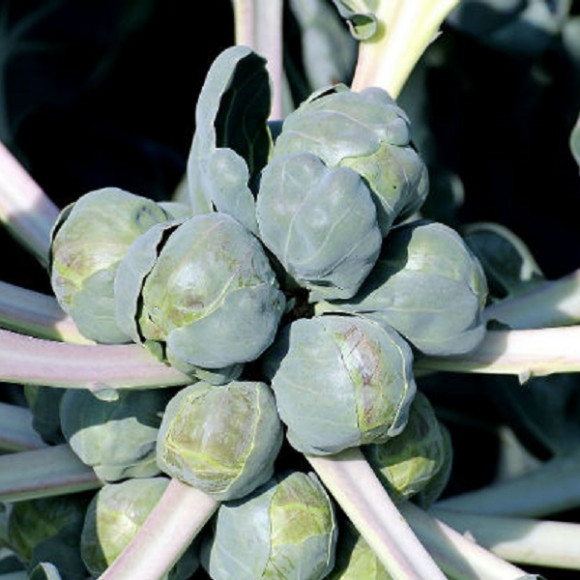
0, 1, 579, 580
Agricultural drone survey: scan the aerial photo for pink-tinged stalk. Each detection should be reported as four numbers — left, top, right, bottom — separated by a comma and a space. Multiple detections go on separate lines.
0, 444, 100, 502
100, 478, 218, 580
0, 141, 59, 266
0, 402, 46, 451
0, 328, 191, 390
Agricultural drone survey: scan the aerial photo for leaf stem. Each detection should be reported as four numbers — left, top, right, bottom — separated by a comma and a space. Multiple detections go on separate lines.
431, 509, 580, 570
0, 402, 46, 451
0, 328, 191, 390
0, 444, 100, 502
0, 141, 59, 267
416, 326, 580, 379
99, 478, 218, 580
0, 281, 89, 343
307, 447, 447, 580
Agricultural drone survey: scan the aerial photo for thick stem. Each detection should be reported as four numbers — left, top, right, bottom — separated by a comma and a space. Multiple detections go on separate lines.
307, 448, 447, 580
431, 509, 580, 570
232, 0, 284, 119
0, 281, 89, 344
0, 328, 191, 390
434, 451, 580, 518
0, 141, 59, 266
100, 478, 219, 580
0, 444, 100, 502
0, 402, 46, 451
416, 326, 580, 379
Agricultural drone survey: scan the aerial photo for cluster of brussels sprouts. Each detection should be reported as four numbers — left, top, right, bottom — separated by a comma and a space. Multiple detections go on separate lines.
17, 45, 489, 578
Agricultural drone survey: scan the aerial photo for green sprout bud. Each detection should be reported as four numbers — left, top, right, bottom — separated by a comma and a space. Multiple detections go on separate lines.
327, 517, 390, 579
60, 388, 173, 482
157, 381, 283, 501
23, 385, 66, 445
262, 315, 416, 455
273, 84, 428, 236
201, 470, 337, 580
49, 187, 170, 343
80, 477, 199, 579
256, 152, 382, 301
6, 493, 90, 564
116, 212, 286, 370
322, 219, 488, 356
363, 391, 453, 508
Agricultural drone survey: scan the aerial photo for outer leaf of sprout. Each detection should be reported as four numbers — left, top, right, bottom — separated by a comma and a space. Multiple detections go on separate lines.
321, 219, 488, 356
262, 314, 416, 455
201, 471, 337, 580
23, 385, 66, 445
156, 381, 283, 501
138, 213, 285, 369
363, 391, 452, 508
273, 84, 428, 236
80, 477, 200, 579
29, 562, 63, 580
50, 187, 170, 343
59, 388, 173, 483
6, 493, 90, 563
326, 517, 389, 579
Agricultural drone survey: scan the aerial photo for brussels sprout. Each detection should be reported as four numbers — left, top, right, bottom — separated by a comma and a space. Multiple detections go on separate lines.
262, 314, 416, 455
321, 219, 488, 356
157, 381, 283, 501
272, 84, 429, 236
116, 212, 286, 370
80, 477, 199, 579
201, 470, 337, 580
49, 187, 170, 343
327, 517, 390, 579
363, 391, 453, 508
6, 493, 90, 564
23, 385, 66, 445
60, 388, 173, 482
256, 152, 382, 301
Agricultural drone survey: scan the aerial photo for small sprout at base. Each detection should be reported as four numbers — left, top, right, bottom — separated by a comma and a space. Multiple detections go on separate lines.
49, 187, 170, 344
363, 391, 453, 508
80, 477, 200, 579
156, 380, 284, 501
262, 314, 416, 455
201, 470, 337, 580
59, 388, 174, 483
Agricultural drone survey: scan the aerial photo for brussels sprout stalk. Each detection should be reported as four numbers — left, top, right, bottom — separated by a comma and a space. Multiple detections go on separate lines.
99, 478, 218, 580
435, 449, 580, 518
430, 509, 580, 570
483, 268, 580, 329
0, 141, 59, 267
0, 403, 46, 451
307, 447, 447, 580
232, 0, 284, 119
0, 328, 191, 390
416, 326, 580, 380
346, 0, 461, 97
0, 444, 100, 502
0, 281, 89, 344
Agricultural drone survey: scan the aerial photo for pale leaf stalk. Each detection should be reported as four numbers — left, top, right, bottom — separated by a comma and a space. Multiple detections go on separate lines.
350, 0, 461, 97
0, 328, 191, 391
0, 281, 90, 344
100, 478, 218, 580
232, 0, 284, 119
435, 450, 580, 518
431, 508, 580, 570
483, 269, 580, 329
0, 444, 100, 502
307, 447, 447, 580
0, 141, 59, 266
398, 501, 536, 580
0, 573, 28, 580
0, 402, 46, 451
416, 326, 580, 379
